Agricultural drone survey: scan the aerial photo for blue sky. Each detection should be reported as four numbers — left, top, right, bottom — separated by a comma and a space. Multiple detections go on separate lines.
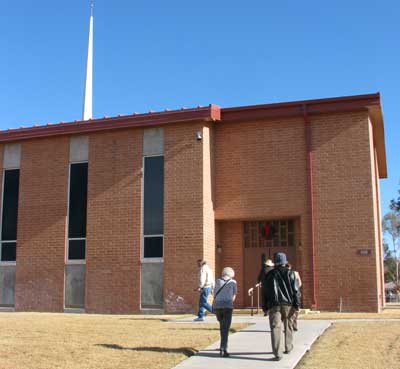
0, 0, 399, 213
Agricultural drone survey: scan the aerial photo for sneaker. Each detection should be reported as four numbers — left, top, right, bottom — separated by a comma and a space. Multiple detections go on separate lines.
193, 317, 205, 322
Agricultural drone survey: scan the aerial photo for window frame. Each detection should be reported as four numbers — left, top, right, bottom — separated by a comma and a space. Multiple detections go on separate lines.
243, 219, 295, 249
0, 168, 19, 265
141, 155, 164, 263
66, 161, 88, 265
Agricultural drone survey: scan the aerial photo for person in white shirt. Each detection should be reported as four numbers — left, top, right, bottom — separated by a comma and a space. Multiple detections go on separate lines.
194, 259, 215, 322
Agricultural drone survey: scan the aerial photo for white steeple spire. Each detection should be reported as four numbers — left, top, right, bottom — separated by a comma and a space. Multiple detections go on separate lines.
82, 1, 94, 120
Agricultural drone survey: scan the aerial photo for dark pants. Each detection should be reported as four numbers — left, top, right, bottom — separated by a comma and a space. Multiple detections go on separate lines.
197, 287, 213, 318
215, 308, 233, 350
268, 305, 295, 359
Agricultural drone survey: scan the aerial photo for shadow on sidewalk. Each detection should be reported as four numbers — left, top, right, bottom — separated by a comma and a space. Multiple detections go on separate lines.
95, 344, 196, 357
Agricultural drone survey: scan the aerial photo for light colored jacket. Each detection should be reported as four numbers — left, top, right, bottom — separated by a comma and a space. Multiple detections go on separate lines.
199, 264, 215, 288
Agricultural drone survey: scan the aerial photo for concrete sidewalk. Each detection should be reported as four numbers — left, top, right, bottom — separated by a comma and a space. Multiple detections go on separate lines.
171, 315, 331, 369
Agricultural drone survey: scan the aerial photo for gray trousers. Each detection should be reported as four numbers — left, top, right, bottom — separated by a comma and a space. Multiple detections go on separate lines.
215, 308, 233, 350
268, 305, 295, 358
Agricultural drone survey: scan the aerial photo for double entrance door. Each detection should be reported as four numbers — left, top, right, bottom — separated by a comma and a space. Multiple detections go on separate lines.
243, 220, 296, 307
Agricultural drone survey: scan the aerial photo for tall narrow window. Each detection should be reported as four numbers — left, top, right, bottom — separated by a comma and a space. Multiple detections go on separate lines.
67, 163, 88, 260
143, 156, 164, 259
0, 169, 20, 262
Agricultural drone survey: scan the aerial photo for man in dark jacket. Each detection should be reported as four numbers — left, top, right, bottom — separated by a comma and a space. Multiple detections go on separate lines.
257, 259, 274, 316
264, 252, 301, 361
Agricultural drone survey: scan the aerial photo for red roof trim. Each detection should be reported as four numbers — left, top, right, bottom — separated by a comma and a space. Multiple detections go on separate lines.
221, 93, 381, 121
0, 104, 221, 143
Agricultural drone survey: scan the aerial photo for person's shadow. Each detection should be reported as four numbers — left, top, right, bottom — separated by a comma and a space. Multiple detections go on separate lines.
95, 344, 196, 357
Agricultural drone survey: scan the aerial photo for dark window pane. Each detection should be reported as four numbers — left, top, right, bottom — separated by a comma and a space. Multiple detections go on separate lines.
1, 170, 20, 241
1, 242, 16, 262
68, 240, 86, 260
288, 220, 294, 233
288, 233, 294, 247
143, 156, 164, 235
144, 237, 163, 258
68, 163, 88, 238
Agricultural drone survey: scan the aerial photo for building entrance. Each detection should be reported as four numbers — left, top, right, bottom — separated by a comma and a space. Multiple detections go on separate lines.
243, 220, 296, 307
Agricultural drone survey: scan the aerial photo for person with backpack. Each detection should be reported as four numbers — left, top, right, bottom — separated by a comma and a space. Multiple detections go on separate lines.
286, 263, 302, 331
212, 267, 237, 358
264, 253, 301, 361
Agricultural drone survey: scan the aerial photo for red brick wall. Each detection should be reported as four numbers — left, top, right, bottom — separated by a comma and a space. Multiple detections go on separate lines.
218, 222, 245, 307
312, 112, 379, 312
6, 109, 383, 313
15, 137, 69, 311
213, 117, 313, 306
163, 123, 206, 312
86, 129, 142, 313
214, 111, 382, 312
373, 146, 385, 308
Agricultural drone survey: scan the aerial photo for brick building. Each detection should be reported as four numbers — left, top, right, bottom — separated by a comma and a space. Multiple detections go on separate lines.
0, 92, 386, 313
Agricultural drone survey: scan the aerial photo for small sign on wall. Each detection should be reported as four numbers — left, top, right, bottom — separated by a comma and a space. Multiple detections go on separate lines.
357, 249, 372, 256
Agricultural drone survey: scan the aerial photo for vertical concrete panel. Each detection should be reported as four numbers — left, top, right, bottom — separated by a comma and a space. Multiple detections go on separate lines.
0, 266, 15, 306
141, 263, 163, 307
65, 265, 85, 308
3, 143, 21, 169
143, 128, 164, 155
69, 136, 89, 162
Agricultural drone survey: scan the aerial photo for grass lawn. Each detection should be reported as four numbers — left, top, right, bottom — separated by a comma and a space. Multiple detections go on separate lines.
296, 321, 400, 369
0, 313, 246, 369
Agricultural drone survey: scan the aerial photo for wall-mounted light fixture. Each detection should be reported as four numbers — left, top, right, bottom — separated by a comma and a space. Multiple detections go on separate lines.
216, 244, 222, 254
196, 131, 203, 141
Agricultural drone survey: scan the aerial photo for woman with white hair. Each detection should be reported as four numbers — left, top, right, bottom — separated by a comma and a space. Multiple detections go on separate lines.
212, 267, 237, 357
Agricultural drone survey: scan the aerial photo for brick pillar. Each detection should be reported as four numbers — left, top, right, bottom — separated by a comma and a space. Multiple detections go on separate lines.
86, 129, 142, 313
15, 137, 69, 311
164, 123, 206, 313
219, 222, 245, 307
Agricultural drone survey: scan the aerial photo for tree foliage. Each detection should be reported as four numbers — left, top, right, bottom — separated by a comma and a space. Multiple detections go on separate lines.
384, 243, 397, 283
382, 212, 400, 257
390, 189, 400, 214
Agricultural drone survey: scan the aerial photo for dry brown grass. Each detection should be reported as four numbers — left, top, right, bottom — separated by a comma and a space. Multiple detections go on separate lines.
0, 313, 246, 369
300, 308, 400, 320
296, 321, 400, 369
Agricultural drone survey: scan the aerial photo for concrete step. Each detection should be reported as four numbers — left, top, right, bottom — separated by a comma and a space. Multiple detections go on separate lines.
141, 308, 164, 315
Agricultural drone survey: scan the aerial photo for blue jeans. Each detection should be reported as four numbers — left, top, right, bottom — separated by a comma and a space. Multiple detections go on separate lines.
197, 287, 213, 318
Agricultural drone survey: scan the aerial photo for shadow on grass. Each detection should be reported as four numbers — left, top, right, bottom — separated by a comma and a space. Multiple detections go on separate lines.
119, 318, 170, 322
95, 344, 197, 357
